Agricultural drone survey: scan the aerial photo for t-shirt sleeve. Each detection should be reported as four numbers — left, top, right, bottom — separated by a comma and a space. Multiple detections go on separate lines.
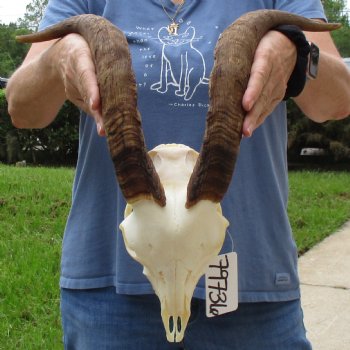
275, 0, 326, 20
39, 0, 89, 30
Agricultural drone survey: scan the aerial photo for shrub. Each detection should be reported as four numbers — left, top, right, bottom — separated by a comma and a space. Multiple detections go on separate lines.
287, 100, 350, 164
0, 88, 79, 165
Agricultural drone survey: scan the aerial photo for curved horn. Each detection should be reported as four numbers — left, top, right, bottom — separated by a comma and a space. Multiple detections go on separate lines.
17, 15, 166, 206
186, 10, 340, 208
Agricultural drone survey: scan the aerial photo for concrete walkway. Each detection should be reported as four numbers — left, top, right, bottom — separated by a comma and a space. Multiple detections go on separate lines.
299, 221, 350, 350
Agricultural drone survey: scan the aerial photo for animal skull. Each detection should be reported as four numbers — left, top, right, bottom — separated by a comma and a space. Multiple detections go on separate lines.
120, 144, 229, 342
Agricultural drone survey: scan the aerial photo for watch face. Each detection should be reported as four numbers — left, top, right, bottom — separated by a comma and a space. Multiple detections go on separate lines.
309, 43, 320, 79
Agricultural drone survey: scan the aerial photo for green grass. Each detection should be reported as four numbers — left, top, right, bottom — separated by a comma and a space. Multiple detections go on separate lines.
0, 165, 74, 349
289, 170, 350, 254
0, 165, 350, 349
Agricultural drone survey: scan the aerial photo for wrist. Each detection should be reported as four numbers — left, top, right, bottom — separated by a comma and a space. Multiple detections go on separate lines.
8, 42, 66, 128
42, 39, 68, 95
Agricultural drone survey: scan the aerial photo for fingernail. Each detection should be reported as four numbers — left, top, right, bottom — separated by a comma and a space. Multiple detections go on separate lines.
97, 123, 102, 134
246, 126, 253, 138
89, 98, 94, 110
245, 99, 254, 112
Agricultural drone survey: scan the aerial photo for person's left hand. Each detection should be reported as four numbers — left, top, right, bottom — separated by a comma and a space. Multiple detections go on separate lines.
241, 30, 297, 137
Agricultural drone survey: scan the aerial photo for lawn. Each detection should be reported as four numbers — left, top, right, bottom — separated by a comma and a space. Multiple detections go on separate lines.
288, 171, 350, 254
0, 165, 350, 349
0, 165, 74, 349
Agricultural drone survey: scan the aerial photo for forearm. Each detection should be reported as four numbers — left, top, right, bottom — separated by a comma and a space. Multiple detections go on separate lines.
7, 33, 104, 134
294, 32, 350, 122
6, 40, 66, 129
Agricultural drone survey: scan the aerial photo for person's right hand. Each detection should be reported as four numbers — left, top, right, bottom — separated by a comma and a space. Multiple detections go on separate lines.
54, 33, 105, 136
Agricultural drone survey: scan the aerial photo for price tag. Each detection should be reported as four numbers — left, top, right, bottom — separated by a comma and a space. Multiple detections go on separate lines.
205, 252, 238, 317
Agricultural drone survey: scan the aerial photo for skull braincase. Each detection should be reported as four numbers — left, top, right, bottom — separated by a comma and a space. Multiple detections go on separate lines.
119, 144, 229, 342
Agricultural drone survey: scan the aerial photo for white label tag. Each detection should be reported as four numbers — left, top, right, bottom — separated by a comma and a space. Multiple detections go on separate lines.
205, 252, 238, 318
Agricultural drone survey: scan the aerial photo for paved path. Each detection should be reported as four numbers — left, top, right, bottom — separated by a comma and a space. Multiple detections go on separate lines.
299, 221, 350, 350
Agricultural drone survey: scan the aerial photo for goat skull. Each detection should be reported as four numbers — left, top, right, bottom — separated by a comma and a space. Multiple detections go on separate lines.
120, 144, 229, 342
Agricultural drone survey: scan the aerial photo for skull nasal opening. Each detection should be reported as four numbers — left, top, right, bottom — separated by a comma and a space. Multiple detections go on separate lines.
169, 316, 174, 334
168, 316, 183, 342
177, 316, 182, 333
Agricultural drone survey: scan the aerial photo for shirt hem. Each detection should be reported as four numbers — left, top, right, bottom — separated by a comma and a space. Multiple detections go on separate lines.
60, 275, 116, 289
60, 276, 300, 303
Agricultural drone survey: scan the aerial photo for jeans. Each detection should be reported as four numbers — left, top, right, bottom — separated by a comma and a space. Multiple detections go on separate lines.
61, 287, 312, 350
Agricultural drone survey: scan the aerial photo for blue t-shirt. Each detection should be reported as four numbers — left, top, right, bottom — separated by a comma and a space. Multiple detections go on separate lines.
40, 0, 325, 302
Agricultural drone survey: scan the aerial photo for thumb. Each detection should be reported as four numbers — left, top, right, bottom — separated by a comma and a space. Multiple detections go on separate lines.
89, 96, 105, 136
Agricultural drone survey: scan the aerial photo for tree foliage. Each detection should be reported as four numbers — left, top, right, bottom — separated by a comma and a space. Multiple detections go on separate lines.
322, 0, 349, 24
322, 0, 350, 56
0, 24, 30, 77
18, 0, 49, 31
0, 0, 79, 166
287, 0, 350, 166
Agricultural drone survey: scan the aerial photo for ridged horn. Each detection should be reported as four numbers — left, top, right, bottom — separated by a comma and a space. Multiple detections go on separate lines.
186, 10, 340, 208
17, 15, 166, 207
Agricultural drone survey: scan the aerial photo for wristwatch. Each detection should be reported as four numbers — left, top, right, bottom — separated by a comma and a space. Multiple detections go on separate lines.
307, 42, 320, 80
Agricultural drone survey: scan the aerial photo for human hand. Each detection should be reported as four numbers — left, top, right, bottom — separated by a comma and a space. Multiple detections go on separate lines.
54, 33, 105, 136
241, 30, 297, 137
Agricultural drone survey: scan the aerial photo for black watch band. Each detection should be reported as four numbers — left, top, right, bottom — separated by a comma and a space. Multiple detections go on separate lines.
273, 24, 313, 100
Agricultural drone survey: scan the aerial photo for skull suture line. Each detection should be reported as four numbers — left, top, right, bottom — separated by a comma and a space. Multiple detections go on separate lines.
120, 144, 229, 342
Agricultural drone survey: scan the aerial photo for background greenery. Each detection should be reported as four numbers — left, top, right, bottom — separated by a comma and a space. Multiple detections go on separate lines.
0, 165, 73, 349
288, 0, 350, 165
0, 89, 79, 165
